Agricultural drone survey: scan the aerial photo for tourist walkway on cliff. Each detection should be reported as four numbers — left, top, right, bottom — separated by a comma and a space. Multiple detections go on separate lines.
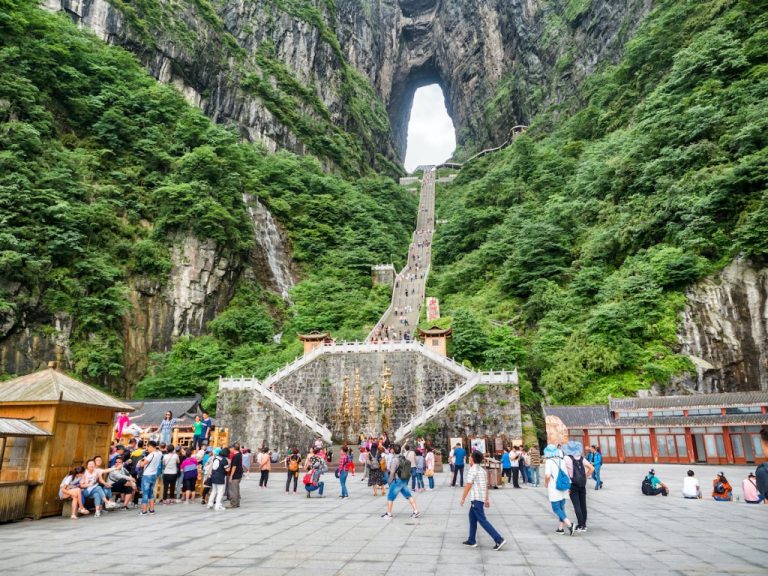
369, 168, 435, 342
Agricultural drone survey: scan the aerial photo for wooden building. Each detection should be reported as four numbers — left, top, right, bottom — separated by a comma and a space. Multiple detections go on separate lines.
418, 326, 452, 357
297, 331, 333, 355
0, 418, 51, 522
0, 367, 134, 518
544, 392, 768, 465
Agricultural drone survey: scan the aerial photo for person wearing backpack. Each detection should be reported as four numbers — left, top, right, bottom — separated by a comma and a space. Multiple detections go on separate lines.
381, 444, 420, 520
711, 472, 733, 501
208, 447, 230, 510
543, 444, 575, 536
285, 448, 302, 494
367, 444, 386, 496
563, 441, 594, 532
642, 469, 669, 496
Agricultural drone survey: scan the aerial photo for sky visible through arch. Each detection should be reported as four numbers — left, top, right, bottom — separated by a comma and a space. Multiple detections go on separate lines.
403, 84, 456, 172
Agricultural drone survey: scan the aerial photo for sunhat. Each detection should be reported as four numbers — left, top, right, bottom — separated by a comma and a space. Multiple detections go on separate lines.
562, 441, 583, 457
543, 444, 560, 458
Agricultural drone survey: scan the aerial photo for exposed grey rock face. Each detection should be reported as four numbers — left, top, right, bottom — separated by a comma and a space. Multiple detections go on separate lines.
45, 0, 650, 165
678, 258, 768, 393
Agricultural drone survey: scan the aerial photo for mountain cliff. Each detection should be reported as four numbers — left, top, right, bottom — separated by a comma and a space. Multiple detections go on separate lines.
427, 0, 768, 406
45, 0, 650, 164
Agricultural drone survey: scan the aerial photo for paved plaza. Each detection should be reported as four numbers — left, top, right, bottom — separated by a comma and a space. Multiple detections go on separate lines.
0, 464, 765, 575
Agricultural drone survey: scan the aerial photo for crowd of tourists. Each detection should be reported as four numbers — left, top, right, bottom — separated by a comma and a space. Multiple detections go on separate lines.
59, 437, 252, 518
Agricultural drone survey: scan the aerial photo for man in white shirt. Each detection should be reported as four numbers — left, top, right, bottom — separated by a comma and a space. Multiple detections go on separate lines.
460, 451, 506, 550
682, 469, 702, 499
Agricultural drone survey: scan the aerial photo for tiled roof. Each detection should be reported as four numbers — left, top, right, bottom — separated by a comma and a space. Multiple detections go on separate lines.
0, 369, 134, 411
0, 417, 52, 437
615, 414, 768, 428
543, 405, 613, 427
610, 392, 768, 411
124, 395, 204, 428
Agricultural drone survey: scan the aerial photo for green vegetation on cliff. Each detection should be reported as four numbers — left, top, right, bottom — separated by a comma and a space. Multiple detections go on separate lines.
0, 0, 414, 397
431, 0, 768, 406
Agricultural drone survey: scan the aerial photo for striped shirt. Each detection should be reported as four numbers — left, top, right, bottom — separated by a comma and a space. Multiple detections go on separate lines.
466, 464, 488, 502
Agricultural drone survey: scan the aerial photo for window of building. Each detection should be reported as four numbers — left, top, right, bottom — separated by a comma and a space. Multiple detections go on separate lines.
724, 406, 763, 414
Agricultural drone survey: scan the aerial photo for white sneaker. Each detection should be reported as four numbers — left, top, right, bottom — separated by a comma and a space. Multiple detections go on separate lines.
215, 506, 226, 511
94, 510, 101, 517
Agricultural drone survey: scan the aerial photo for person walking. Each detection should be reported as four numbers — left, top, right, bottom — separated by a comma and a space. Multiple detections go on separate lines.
543, 444, 575, 536
229, 443, 244, 508
590, 445, 604, 489
285, 449, 302, 494
337, 446, 351, 498
208, 447, 230, 510
460, 451, 506, 550
500, 447, 512, 487
528, 444, 541, 487
425, 447, 435, 491
158, 411, 176, 446
451, 442, 467, 487
381, 444, 420, 520
563, 441, 593, 532
258, 447, 271, 488
242, 448, 252, 479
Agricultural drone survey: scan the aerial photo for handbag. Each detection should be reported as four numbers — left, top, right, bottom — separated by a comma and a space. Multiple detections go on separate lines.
425, 469, 434, 478
555, 458, 571, 491
302, 473, 313, 485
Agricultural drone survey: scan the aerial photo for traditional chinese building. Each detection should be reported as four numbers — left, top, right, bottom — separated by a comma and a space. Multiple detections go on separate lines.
544, 392, 768, 465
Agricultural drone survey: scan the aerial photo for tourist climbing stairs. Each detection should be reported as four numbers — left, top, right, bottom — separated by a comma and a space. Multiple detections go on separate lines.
368, 167, 435, 342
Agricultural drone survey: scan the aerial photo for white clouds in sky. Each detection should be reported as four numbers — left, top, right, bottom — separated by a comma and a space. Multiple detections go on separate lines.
403, 84, 456, 172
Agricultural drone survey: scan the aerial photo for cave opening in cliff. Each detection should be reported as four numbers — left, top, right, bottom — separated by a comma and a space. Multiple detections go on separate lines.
403, 84, 456, 173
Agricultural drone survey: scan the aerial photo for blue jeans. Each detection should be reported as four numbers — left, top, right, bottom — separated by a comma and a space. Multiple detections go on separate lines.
550, 499, 567, 522
306, 481, 324, 496
339, 471, 349, 497
592, 466, 602, 489
414, 472, 424, 490
428, 474, 434, 489
468, 500, 503, 545
387, 477, 412, 501
529, 467, 540, 486
141, 474, 158, 505
83, 485, 106, 508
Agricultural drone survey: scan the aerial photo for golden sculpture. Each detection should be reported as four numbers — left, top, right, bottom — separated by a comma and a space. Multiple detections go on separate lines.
367, 386, 378, 434
352, 368, 362, 433
338, 374, 350, 441
380, 365, 393, 432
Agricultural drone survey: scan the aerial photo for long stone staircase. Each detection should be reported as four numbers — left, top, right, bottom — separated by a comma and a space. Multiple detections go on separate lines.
367, 167, 435, 342
218, 167, 521, 447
